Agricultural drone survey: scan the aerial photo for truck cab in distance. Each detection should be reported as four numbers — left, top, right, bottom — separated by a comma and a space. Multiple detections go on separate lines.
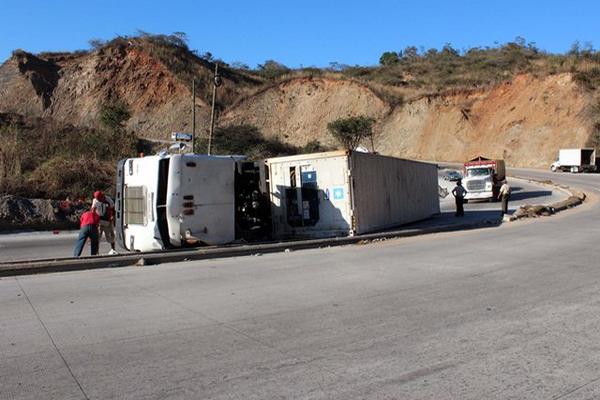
462, 156, 505, 202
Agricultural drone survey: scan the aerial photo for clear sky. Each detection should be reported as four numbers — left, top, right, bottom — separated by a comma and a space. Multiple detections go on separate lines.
1, 0, 599, 67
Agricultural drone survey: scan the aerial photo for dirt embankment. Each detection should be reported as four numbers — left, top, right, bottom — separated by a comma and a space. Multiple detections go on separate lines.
224, 74, 592, 168
0, 42, 596, 169
221, 77, 391, 147
381, 73, 591, 168
0, 44, 247, 139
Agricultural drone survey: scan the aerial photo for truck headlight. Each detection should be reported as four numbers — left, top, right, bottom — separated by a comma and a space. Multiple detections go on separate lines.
485, 182, 492, 190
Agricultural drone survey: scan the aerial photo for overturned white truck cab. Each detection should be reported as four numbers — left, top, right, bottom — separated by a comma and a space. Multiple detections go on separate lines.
115, 153, 269, 252
116, 151, 440, 251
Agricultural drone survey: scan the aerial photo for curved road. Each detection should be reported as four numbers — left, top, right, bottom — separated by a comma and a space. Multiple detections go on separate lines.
2, 168, 600, 399
0, 176, 566, 262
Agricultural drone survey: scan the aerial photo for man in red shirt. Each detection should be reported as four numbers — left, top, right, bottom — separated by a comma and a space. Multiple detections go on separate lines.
73, 208, 100, 257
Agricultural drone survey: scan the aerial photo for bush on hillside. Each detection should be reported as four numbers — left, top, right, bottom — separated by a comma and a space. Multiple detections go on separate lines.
27, 156, 115, 199
574, 68, 600, 90
327, 115, 376, 150
256, 60, 291, 80
196, 124, 297, 159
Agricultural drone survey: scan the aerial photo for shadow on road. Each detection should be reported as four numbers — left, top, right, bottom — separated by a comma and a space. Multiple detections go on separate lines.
509, 190, 552, 202
401, 209, 509, 233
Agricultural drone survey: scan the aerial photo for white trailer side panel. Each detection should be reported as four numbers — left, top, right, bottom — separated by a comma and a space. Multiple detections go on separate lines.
267, 152, 353, 238
350, 152, 440, 234
559, 149, 582, 166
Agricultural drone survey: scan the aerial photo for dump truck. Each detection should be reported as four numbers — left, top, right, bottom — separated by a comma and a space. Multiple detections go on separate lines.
551, 148, 597, 173
462, 156, 506, 202
115, 151, 440, 251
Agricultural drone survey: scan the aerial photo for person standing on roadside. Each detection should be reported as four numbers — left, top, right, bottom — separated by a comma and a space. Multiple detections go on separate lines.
452, 179, 467, 217
73, 208, 100, 257
499, 180, 512, 216
92, 190, 118, 255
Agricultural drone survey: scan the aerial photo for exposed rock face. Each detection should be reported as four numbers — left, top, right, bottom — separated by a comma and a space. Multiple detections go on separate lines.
0, 43, 595, 169
224, 74, 591, 168
379, 74, 591, 168
0, 195, 86, 231
221, 77, 391, 147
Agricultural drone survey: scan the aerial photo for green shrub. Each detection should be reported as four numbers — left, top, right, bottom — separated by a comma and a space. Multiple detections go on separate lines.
574, 68, 600, 90
379, 52, 400, 66
27, 156, 115, 199
196, 124, 297, 159
327, 115, 375, 150
301, 140, 330, 153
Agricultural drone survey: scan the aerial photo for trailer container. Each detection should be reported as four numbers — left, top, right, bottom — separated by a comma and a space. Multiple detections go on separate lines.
266, 150, 440, 239
551, 148, 597, 173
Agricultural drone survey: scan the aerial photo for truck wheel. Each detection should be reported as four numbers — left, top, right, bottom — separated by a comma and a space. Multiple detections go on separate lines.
551, 165, 557, 172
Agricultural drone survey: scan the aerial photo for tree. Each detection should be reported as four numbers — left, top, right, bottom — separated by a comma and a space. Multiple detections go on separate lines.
89, 39, 106, 50
379, 51, 400, 66
99, 101, 130, 131
97, 100, 136, 159
257, 60, 290, 80
327, 115, 376, 150
402, 46, 419, 60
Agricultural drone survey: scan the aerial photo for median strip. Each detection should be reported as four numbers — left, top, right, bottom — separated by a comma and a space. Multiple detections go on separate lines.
0, 218, 495, 277
508, 177, 586, 220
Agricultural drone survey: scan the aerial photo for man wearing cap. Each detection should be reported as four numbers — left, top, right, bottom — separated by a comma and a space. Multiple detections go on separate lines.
92, 190, 117, 255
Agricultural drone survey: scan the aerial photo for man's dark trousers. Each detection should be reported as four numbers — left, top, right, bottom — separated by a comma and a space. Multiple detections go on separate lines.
73, 225, 99, 257
501, 194, 510, 215
455, 197, 464, 217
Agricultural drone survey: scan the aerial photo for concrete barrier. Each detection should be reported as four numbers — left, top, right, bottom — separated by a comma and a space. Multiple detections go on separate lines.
0, 219, 495, 277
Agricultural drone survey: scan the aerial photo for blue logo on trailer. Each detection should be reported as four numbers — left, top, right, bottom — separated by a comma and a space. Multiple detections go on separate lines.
333, 188, 344, 200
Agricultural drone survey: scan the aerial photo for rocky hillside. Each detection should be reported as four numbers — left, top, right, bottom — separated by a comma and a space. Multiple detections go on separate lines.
1, 34, 600, 200
0, 36, 262, 139
222, 74, 593, 168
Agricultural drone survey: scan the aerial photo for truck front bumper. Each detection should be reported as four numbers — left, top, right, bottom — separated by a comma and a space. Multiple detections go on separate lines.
465, 191, 493, 200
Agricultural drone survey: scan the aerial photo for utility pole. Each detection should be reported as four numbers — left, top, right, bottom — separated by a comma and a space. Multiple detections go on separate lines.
208, 63, 221, 155
191, 78, 196, 153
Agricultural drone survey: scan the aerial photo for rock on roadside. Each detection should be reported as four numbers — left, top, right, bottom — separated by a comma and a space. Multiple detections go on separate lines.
0, 195, 87, 232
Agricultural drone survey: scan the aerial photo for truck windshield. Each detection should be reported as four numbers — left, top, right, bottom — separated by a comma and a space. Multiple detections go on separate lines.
466, 168, 491, 177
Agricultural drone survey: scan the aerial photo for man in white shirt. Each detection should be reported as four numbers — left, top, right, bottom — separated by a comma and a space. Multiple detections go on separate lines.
92, 190, 117, 254
452, 179, 467, 217
498, 181, 511, 216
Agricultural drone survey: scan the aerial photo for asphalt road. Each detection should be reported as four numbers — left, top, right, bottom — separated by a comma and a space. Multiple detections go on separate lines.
0, 176, 565, 263
2, 169, 600, 399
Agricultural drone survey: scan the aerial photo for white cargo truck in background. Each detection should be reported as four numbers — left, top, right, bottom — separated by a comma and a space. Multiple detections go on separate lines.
116, 151, 440, 252
462, 156, 506, 202
551, 148, 597, 173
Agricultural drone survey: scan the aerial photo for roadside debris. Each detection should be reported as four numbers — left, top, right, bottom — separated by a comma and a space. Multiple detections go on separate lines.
510, 190, 586, 221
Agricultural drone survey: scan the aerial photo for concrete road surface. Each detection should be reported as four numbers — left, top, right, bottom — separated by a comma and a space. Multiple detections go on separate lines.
2, 169, 600, 399
0, 176, 565, 263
